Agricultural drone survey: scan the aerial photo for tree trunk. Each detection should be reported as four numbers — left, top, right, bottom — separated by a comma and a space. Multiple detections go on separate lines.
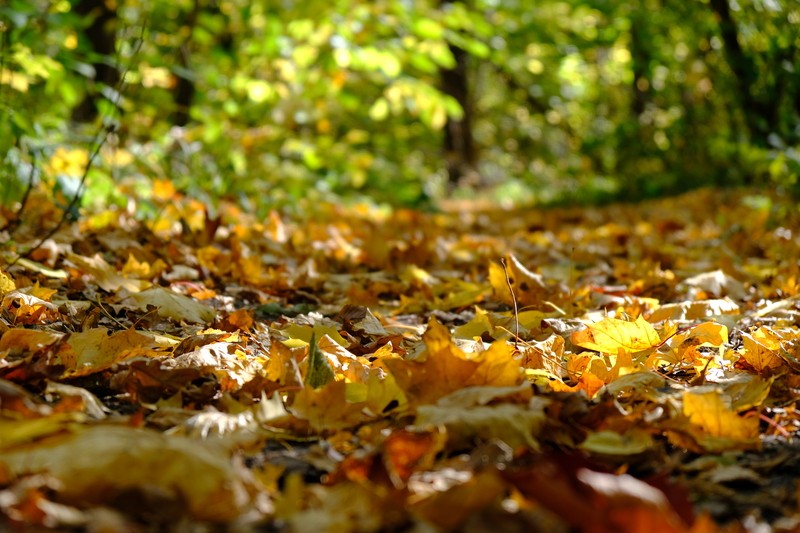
708, 0, 773, 145
170, 0, 201, 126
71, 0, 119, 122
440, 28, 477, 185
629, 11, 650, 117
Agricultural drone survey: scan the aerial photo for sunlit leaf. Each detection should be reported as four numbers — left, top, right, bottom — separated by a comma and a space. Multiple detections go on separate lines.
571, 316, 660, 355
489, 254, 549, 309
289, 381, 371, 431
681, 388, 759, 451
0, 271, 16, 295
741, 327, 786, 373
59, 327, 156, 377
67, 253, 151, 293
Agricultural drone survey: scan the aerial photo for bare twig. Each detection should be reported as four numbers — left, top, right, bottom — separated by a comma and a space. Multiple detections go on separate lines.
8, 12, 149, 265
500, 257, 519, 350
1, 149, 37, 234
11, 125, 113, 264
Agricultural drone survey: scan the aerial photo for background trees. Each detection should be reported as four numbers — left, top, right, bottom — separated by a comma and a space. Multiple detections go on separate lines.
1, 0, 798, 213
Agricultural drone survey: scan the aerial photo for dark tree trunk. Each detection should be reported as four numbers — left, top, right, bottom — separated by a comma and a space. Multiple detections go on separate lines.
171, 43, 196, 127
170, 0, 200, 126
170, 0, 234, 126
71, 0, 119, 122
708, 0, 774, 145
629, 11, 650, 117
440, 37, 477, 185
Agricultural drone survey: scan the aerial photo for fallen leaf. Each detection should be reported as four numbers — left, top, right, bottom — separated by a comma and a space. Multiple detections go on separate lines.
647, 299, 740, 322
289, 381, 372, 431
58, 328, 155, 377
741, 327, 786, 373
682, 270, 746, 300
410, 470, 506, 530
305, 332, 335, 389
580, 429, 654, 455
416, 390, 545, 450
67, 253, 150, 293
0, 425, 258, 522
681, 388, 759, 451
384, 318, 522, 405
571, 315, 661, 355
489, 254, 549, 308
124, 287, 216, 323
0, 270, 15, 295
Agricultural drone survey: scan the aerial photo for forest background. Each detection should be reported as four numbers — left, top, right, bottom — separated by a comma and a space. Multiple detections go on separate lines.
1, 0, 799, 212
4, 1, 800, 530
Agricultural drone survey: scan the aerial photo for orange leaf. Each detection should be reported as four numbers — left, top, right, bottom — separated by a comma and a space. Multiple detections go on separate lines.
384, 318, 522, 405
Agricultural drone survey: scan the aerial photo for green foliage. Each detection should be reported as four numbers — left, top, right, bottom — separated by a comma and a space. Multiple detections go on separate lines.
1, 0, 798, 213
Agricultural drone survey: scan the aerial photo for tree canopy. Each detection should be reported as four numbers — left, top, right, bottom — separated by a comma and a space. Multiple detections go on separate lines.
2, 0, 799, 212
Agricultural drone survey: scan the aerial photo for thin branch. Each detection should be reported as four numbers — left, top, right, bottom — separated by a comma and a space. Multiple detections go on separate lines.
7, 11, 149, 264
12, 126, 113, 264
500, 257, 520, 350
0, 149, 38, 235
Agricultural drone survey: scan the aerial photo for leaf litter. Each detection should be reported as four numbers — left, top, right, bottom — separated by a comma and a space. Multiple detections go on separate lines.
1, 188, 800, 531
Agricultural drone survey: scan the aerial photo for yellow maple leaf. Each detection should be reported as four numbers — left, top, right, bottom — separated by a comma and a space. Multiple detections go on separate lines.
121, 254, 167, 279
27, 282, 57, 302
0, 271, 15, 295
67, 253, 150, 293
741, 327, 786, 373
416, 402, 544, 450
489, 254, 549, 309
59, 328, 156, 377
344, 357, 407, 415
570, 315, 660, 355
681, 388, 759, 451
0, 328, 63, 354
521, 334, 564, 377
648, 322, 727, 373
124, 287, 216, 324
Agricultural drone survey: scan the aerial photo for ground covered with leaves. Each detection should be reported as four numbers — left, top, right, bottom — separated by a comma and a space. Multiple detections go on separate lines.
1, 188, 799, 532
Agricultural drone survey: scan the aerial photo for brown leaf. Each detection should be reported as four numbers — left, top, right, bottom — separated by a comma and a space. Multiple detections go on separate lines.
0, 425, 259, 522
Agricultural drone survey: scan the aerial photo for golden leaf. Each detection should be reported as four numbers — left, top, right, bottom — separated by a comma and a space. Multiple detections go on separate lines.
0, 271, 15, 295
741, 327, 786, 373
60, 328, 156, 377
682, 388, 759, 451
489, 254, 549, 308
571, 315, 660, 355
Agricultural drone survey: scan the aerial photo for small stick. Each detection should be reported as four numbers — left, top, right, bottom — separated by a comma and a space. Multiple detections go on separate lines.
500, 257, 519, 350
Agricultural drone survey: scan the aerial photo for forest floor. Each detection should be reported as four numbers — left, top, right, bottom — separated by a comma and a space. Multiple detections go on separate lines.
1, 187, 800, 532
